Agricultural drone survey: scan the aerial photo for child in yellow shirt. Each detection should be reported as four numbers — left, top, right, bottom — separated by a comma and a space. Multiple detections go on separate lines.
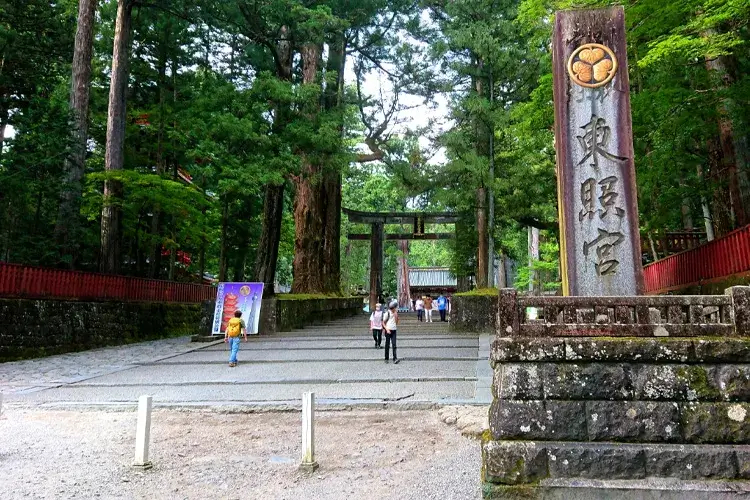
224, 310, 248, 367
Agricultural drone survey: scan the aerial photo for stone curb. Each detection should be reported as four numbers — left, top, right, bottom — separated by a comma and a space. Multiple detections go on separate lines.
67, 376, 481, 387
483, 440, 750, 484
142, 357, 482, 365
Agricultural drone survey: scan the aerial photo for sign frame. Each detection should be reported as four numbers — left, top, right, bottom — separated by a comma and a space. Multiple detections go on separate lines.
211, 282, 264, 335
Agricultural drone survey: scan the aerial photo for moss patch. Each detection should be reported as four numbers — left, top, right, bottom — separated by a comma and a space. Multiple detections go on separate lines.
456, 288, 499, 297
482, 483, 539, 499
276, 293, 350, 301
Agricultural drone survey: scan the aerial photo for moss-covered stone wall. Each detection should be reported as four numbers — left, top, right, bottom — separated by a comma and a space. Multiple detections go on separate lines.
274, 296, 363, 332
195, 296, 363, 338
0, 298, 203, 362
450, 290, 499, 333
483, 336, 750, 497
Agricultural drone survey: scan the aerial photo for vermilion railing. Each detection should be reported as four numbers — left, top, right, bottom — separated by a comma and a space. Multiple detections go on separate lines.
0, 262, 216, 303
644, 224, 750, 294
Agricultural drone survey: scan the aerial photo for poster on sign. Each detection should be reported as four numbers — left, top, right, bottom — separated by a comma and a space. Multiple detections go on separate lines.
211, 282, 264, 335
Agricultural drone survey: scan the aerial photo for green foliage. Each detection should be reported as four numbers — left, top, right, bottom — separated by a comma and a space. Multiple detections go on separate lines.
454, 288, 498, 297
2, 0, 749, 296
514, 237, 561, 292
276, 293, 348, 300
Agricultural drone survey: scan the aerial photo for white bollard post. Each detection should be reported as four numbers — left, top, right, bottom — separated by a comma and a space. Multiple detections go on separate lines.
133, 395, 153, 469
0, 391, 3, 419
300, 392, 319, 472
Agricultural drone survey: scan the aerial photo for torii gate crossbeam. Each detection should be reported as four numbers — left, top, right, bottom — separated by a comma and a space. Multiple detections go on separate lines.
343, 208, 457, 311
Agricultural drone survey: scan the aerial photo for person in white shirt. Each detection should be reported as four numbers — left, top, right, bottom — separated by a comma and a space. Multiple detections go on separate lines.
369, 303, 384, 348
382, 301, 400, 364
415, 297, 425, 322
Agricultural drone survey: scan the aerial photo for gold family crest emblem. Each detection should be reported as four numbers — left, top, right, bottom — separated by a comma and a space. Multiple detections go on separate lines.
567, 43, 617, 88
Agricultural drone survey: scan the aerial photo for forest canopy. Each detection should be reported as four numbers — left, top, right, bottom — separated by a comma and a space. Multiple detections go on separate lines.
0, 0, 747, 295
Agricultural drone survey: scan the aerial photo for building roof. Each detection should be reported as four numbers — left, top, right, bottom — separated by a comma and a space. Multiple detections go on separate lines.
408, 267, 457, 288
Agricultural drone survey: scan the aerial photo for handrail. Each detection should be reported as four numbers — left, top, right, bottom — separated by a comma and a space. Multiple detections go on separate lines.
644, 224, 750, 294
0, 262, 216, 303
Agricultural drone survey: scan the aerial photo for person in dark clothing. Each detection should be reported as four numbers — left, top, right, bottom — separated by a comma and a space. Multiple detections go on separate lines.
437, 293, 448, 322
382, 301, 400, 364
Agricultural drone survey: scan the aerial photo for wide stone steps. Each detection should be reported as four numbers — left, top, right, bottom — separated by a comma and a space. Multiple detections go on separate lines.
8, 312, 486, 408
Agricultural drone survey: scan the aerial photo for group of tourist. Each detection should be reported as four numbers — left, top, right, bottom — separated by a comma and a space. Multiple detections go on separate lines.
368, 301, 400, 364
367, 292, 450, 364
413, 293, 450, 323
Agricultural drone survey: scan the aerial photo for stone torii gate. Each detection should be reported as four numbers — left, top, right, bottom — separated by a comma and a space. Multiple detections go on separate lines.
343, 208, 459, 311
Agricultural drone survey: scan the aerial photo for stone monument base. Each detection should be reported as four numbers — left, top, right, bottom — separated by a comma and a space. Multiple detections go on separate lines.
484, 478, 749, 500
483, 289, 750, 498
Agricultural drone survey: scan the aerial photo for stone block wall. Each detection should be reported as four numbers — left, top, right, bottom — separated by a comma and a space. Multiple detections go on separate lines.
0, 298, 202, 362
196, 296, 363, 338
450, 293, 498, 333
483, 288, 750, 498
275, 297, 363, 332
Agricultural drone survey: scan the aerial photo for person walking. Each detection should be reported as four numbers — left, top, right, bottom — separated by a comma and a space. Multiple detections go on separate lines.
424, 295, 433, 323
415, 296, 425, 322
437, 292, 448, 322
382, 301, 400, 364
370, 303, 384, 348
224, 310, 248, 367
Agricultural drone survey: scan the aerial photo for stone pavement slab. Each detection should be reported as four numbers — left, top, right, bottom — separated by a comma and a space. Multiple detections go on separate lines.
2, 314, 488, 407
0, 335, 206, 394
14, 380, 474, 405
64, 359, 478, 385
233, 337, 479, 349
167, 347, 480, 363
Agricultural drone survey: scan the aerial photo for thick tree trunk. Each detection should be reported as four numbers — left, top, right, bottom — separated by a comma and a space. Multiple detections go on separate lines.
56, 0, 98, 266
528, 226, 540, 294
705, 50, 749, 226
254, 184, 284, 295
252, 26, 292, 296
321, 171, 342, 293
291, 42, 324, 294
681, 199, 694, 230
487, 67, 495, 288
476, 187, 489, 288
149, 43, 169, 279
497, 252, 507, 288
167, 221, 176, 281
0, 103, 8, 163
100, 0, 134, 274
319, 33, 347, 295
292, 162, 324, 293
473, 59, 490, 289
218, 198, 229, 282
708, 138, 734, 237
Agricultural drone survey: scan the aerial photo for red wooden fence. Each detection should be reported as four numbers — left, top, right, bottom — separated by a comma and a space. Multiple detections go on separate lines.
0, 262, 216, 303
644, 224, 750, 294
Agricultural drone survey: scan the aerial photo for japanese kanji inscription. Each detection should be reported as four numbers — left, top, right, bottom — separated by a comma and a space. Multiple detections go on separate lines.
553, 7, 644, 296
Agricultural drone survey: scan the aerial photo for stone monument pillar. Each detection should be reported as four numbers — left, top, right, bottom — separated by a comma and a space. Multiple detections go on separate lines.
553, 6, 644, 296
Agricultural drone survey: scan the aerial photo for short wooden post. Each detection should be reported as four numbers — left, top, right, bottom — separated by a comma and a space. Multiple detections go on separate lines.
133, 395, 153, 469
300, 392, 319, 472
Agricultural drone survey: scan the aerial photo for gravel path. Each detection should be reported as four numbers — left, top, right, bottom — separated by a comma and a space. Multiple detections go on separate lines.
0, 408, 483, 500
0, 336, 201, 393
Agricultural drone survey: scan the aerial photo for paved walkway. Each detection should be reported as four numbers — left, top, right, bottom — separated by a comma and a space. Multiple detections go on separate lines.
1, 314, 490, 409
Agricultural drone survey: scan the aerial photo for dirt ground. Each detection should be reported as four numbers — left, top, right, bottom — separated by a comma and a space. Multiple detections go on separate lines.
0, 408, 483, 500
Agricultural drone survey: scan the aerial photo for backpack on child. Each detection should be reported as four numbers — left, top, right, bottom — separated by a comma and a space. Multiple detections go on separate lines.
227, 317, 243, 337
